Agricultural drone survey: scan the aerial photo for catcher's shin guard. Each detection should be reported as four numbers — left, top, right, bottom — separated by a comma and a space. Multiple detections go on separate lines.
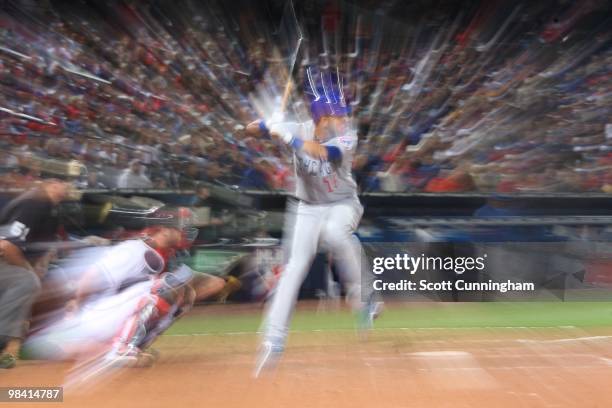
112, 292, 171, 354
112, 271, 186, 353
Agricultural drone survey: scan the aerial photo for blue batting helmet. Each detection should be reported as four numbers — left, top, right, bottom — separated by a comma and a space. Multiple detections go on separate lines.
304, 66, 350, 123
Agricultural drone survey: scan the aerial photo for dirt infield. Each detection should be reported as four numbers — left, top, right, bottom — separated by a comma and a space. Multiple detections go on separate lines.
4, 304, 612, 407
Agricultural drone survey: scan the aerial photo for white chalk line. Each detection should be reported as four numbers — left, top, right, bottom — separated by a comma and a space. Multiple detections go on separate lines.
165, 325, 581, 338
517, 335, 612, 344
155, 352, 603, 364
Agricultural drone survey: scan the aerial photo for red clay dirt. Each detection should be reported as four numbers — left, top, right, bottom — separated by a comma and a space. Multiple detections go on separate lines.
3, 311, 612, 407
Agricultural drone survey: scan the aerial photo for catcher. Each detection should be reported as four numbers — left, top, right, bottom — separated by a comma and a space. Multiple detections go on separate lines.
22, 226, 229, 366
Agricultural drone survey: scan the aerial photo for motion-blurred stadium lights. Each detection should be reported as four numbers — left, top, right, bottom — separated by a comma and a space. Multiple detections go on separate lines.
248, 0, 303, 123
475, 5, 522, 53
0, 46, 32, 60
346, 15, 362, 59
0, 107, 56, 126
60, 65, 111, 84
405, 134, 438, 153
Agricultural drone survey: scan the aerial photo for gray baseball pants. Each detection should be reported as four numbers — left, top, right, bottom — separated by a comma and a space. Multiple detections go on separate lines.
0, 259, 41, 340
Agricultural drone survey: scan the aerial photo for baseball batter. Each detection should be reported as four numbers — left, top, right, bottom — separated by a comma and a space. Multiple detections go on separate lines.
247, 69, 380, 376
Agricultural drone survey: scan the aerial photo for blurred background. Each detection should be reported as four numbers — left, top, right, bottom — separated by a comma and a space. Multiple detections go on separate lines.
0, 0, 611, 302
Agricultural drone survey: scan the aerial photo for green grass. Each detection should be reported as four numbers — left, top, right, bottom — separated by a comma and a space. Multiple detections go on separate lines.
166, 302, 612, 335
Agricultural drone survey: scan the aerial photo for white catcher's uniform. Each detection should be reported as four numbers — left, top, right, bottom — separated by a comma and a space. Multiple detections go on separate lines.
264, 120, 370, 342
24, 240, 163, 359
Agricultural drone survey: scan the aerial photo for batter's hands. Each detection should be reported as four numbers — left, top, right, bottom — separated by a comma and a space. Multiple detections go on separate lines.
268, 111, 285, 124
246, 120, 263, 136
303, 140, 328, 160
246, 112, 285, 137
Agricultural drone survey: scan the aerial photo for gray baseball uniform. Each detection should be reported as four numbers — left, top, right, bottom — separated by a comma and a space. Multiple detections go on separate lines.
263, 119, 369, 343
290, 120, 359, 204
0, 258, 41, 340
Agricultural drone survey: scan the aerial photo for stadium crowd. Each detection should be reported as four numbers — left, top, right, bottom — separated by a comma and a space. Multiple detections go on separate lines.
0, 0, 610, 194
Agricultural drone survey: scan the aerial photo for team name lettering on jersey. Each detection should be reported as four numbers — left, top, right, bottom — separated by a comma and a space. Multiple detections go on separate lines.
296, 155, 333, 177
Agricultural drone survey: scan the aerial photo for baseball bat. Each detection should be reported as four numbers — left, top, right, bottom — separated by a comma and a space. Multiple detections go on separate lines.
278, 0, 303, 113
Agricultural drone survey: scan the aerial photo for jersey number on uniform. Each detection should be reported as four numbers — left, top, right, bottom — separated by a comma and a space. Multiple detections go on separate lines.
323, 174, 338, 193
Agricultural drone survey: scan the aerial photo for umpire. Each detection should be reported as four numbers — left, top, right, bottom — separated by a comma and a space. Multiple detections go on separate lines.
0, 179, 69, 368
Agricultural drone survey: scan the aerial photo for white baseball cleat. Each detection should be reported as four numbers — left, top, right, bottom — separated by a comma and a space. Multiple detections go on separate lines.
104, 346, 156, 368
369, 301, 384, 321
253, 339, 284, 378
359, 300, 384, 331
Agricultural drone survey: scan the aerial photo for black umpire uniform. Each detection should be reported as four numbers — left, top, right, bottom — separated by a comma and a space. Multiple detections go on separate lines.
0, 181, 67, 366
